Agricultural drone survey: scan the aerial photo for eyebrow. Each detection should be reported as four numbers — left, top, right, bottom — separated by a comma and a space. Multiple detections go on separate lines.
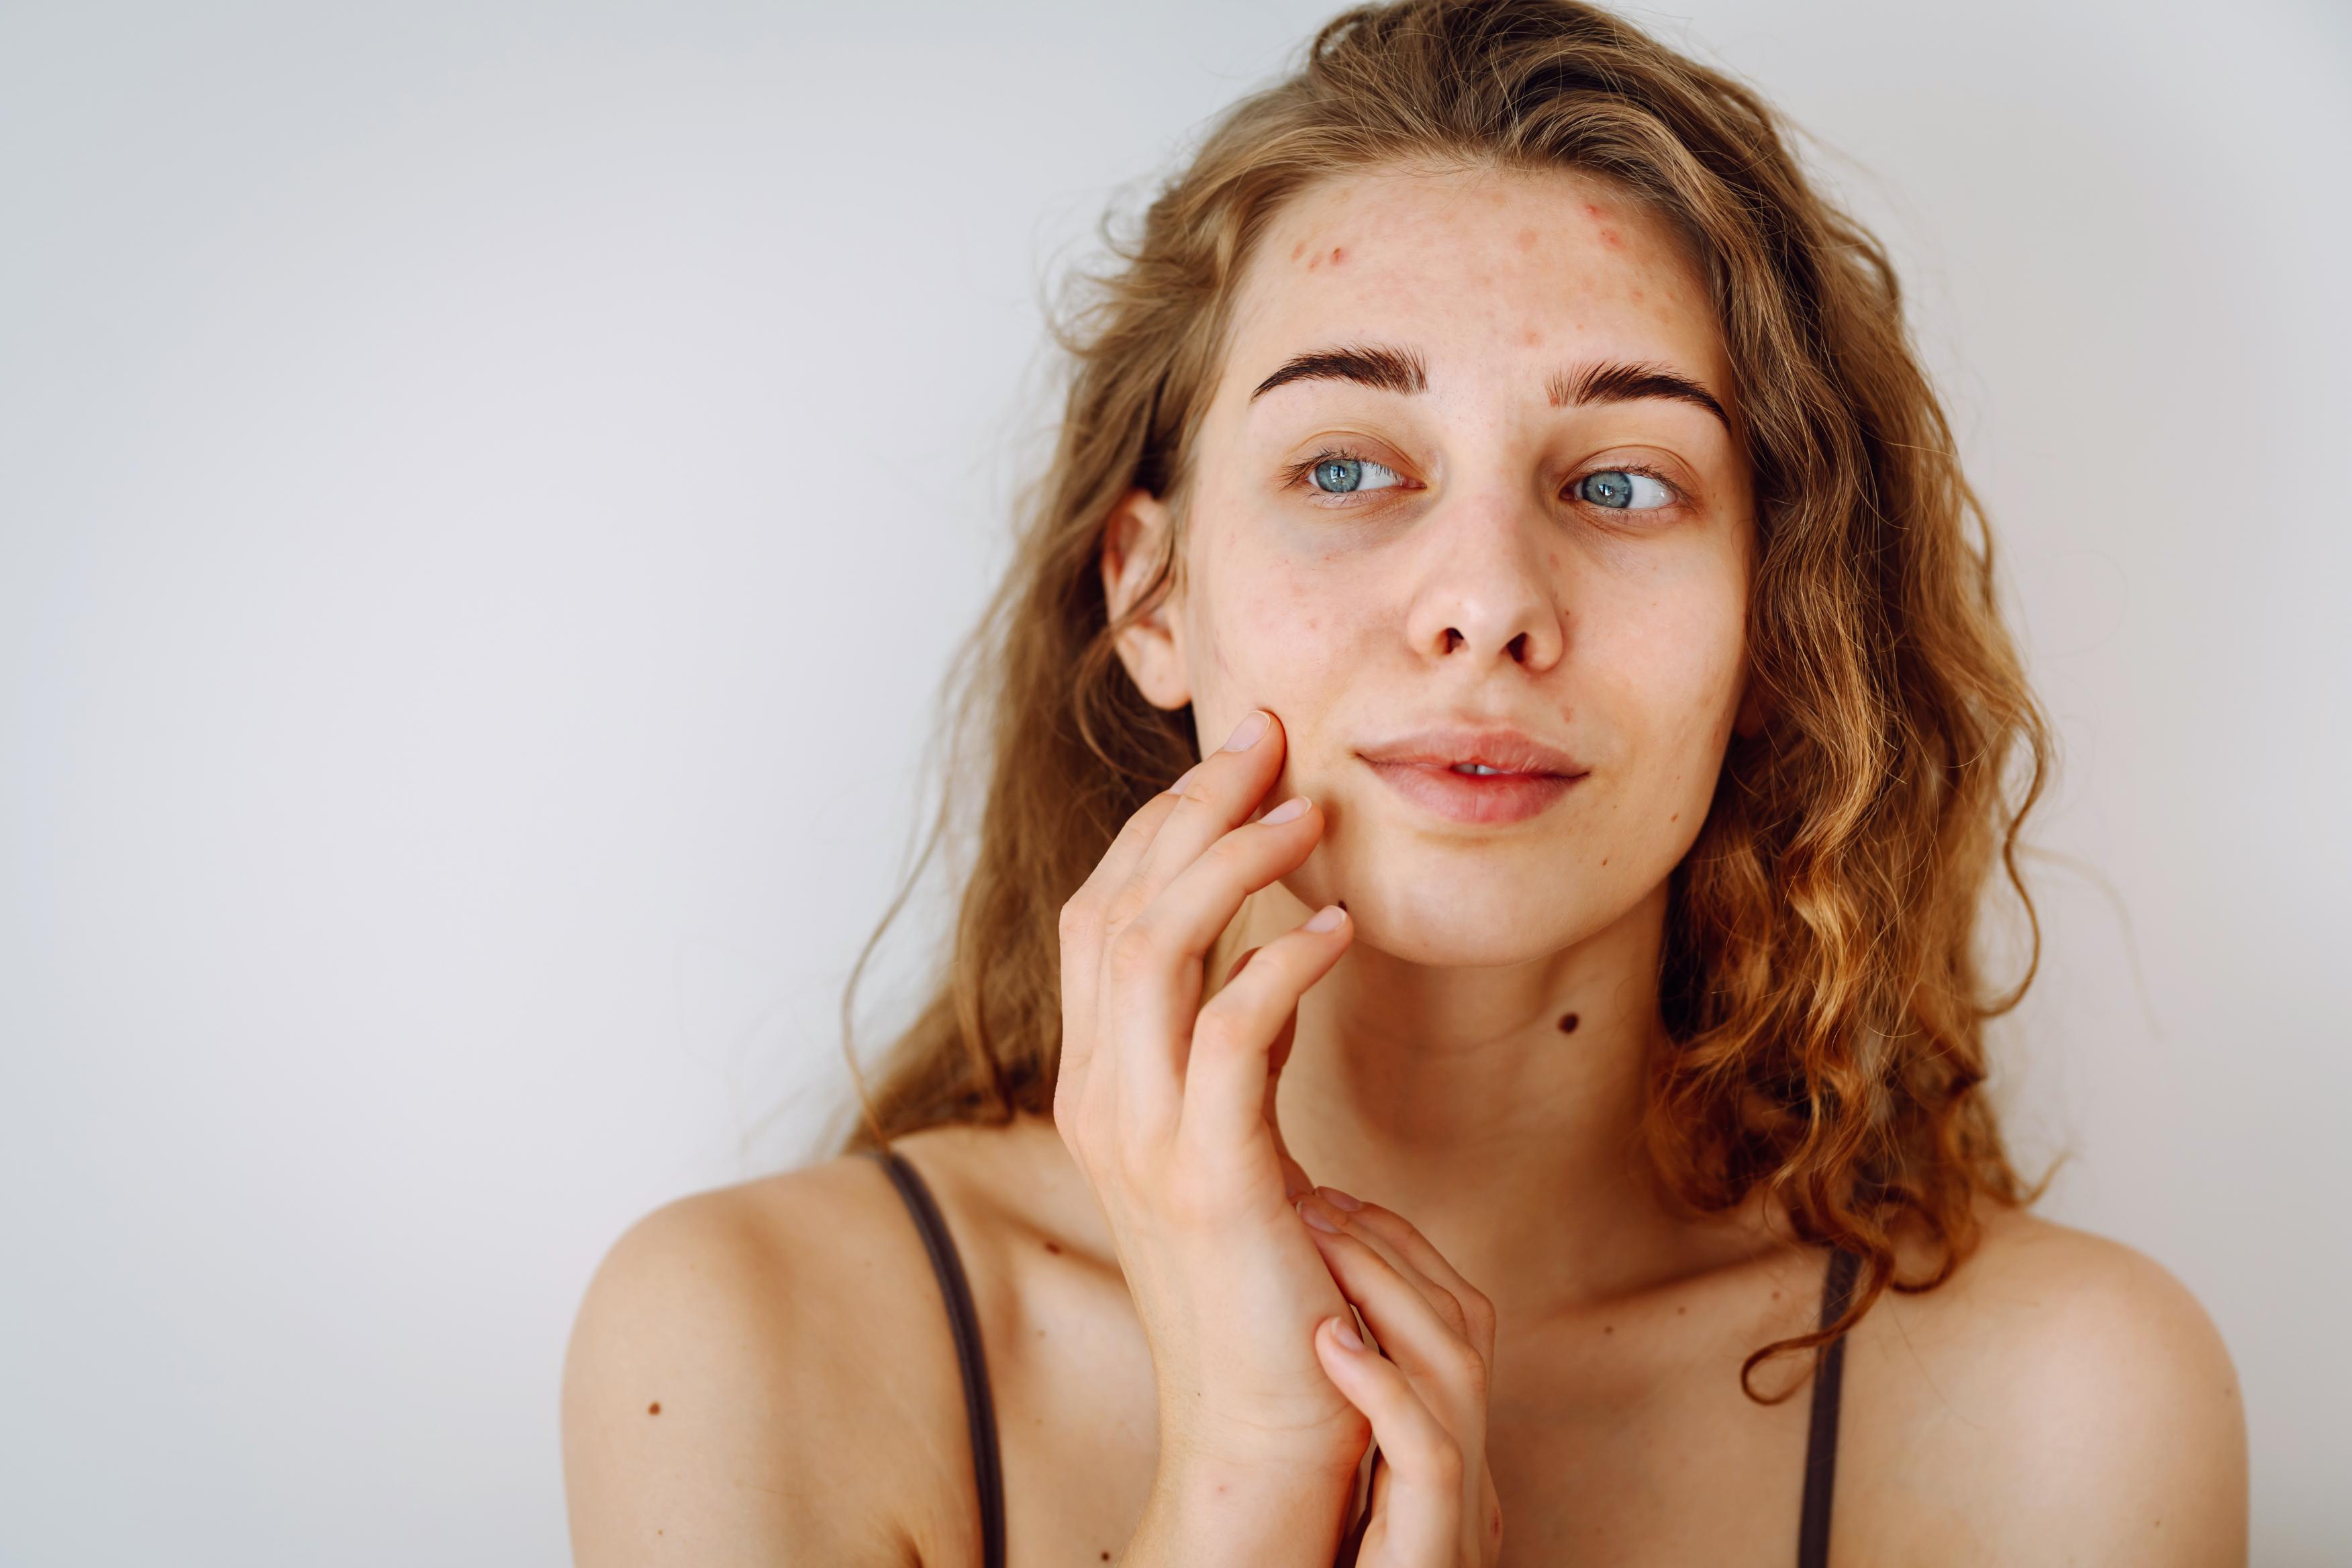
1547, 359, 1730, 430
1249, 341, 1730, 432
1250, 342, 1428, 400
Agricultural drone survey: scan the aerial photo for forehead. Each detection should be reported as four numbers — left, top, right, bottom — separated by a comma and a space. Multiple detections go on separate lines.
1220, 162, 1726, 399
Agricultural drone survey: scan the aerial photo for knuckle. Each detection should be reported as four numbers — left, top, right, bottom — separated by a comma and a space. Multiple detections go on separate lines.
1447, 1338, 1491, 1399
1105, 916, 1161, 977
1057, 894, 1095, 945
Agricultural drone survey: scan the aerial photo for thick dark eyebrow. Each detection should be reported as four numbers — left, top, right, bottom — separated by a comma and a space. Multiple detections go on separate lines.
1546, 359, 1730, 430
1250, 342, 1428, 401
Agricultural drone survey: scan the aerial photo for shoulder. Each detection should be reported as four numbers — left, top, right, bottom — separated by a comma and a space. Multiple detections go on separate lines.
1841, 1205, 2247, 1565
560, 1150, 974, 1567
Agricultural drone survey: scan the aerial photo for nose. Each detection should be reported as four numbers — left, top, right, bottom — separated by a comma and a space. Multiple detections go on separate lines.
1401, 493, 1567, 675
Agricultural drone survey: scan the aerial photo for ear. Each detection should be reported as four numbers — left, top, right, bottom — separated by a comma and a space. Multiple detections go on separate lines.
1100, 486, 1191, 712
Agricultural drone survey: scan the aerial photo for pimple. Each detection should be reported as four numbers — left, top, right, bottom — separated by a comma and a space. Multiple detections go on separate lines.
1599, 228, 1622, 248
1291, 240, 1306, 262
1330, 246, 1346, 265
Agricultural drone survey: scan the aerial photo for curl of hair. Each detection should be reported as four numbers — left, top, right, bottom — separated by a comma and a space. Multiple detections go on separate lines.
838, 0, 2053, 1400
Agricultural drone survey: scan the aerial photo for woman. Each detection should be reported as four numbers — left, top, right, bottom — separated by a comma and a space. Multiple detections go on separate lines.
562, 1, 2246, 1562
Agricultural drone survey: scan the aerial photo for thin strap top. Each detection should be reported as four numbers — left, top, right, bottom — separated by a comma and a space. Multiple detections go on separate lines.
871, 1148, 1006, 1568
1799, 1246, 1863, 1568
873, 1146, 1859, 1568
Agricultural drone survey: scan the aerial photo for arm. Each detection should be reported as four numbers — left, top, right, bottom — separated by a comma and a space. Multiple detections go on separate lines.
1879, 1221, 2247, 1568
560, 1175, 931, 1567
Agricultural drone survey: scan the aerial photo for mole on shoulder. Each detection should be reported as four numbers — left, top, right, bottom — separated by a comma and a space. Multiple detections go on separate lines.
647, 1401, 661, 1415
1557, 1012, 1579, 1034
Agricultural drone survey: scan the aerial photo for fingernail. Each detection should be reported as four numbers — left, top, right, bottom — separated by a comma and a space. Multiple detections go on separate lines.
1296, 1195, 1344, 1234
1328, 1315, 1365, 1353
1168, 764, 1201, 796
1222, 711, 1271, 751
1263, 795, 1310, 826
1316, 1185, 1363, 1212
1303, 904, 1346, 934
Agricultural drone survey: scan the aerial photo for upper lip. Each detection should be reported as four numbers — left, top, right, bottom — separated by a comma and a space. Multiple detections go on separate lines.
1355, 727, 1589, 777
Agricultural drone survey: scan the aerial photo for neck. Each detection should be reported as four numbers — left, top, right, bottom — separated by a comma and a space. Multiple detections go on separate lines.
1240, 879, 1729, 1319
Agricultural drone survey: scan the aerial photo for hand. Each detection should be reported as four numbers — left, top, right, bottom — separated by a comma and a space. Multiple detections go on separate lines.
1299, 1189, 1504, 1568
1055, 709, 1370, 1555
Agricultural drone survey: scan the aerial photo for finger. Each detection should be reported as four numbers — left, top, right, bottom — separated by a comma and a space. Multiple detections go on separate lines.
1314, 1316, 1464, 1563
1101, 801, 1328, 1124
1297, 1212, 1489, 1436
1116, 709, 1287, 914
1055, 785, 1185, 1091
1314, 1194, 1498, 1365
1180, 905, 1353, 1148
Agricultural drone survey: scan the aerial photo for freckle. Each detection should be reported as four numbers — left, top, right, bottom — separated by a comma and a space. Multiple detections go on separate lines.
1330, 246, 1345, 264
1669, 812, 1679, 822
1604, 1324, 1614, 1334
1521, 328, 1540, 346
1677, 1306, 1687, 1316
1773, 1291, 1782, 1300
1044, 1239, 1063, 1254
647, 1402, 660, 1415
1557, 1012, 1580, 1034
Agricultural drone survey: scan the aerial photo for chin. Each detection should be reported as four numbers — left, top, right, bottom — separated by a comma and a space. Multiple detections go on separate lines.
1283, 848, 1622, 969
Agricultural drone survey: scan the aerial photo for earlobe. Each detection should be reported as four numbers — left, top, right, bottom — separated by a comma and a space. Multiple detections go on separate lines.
1100, 487, 1191, 712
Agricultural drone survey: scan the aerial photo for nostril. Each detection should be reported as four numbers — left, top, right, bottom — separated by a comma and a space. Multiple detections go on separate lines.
1507, 631, 1530, 664
1442, 627, 1465, 654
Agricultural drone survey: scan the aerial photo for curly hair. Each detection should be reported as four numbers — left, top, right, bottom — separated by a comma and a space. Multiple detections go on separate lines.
838, 0, 2053, 1398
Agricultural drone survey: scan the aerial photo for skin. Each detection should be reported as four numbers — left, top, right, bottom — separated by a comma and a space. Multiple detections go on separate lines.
561, 165, 2247, 1565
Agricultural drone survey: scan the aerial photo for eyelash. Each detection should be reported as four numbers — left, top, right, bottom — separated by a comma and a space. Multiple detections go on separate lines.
1281, 446, 1686, 511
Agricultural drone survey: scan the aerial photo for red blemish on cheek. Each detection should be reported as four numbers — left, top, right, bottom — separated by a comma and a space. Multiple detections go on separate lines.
1291, 240, 1306, 261
1522, 328, 1540, 346
1330, 246, 1346, 265
1630, 287, 1645, 303
1599, 228, 1622, 248
1516, 227, 1538, 252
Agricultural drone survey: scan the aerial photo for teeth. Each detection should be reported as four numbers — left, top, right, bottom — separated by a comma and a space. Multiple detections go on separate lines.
1453, 763, 1504, 776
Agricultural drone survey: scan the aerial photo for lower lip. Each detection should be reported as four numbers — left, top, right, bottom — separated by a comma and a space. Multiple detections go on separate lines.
1365, 761, 1583, 825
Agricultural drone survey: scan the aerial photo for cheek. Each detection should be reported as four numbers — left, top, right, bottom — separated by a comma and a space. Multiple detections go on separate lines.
1587, 571, 1747, 777
1184, 533, 1379, 708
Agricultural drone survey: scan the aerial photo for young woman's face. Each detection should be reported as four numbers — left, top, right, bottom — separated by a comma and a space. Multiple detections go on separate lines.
1112, 164, 1757, 967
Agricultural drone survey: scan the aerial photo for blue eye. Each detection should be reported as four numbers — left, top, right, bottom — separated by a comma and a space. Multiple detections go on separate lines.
1309, 454, 1403, 494
1575, 469, 1673, 510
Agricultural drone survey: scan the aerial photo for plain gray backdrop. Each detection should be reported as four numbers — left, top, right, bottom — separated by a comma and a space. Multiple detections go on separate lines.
4, 1, 2347, 1562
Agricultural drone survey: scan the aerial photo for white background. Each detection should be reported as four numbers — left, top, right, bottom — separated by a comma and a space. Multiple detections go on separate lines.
4, 1, 2347, 1561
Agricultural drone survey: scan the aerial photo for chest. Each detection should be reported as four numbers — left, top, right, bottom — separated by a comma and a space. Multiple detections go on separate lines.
978, 1277, 1834, 1568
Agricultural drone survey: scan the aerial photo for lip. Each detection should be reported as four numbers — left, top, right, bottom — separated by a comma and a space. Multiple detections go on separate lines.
1356, 727, 1590, 826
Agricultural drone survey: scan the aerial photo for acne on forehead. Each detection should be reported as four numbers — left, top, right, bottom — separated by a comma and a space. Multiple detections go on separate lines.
1226, 166, 1720, 376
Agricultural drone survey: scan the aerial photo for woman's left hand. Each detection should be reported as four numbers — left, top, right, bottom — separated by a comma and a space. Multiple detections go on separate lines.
1295, 1189, 1504, 1567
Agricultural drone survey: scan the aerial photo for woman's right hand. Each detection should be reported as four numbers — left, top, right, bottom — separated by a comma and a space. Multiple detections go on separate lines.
1055, 708, 1370, 1560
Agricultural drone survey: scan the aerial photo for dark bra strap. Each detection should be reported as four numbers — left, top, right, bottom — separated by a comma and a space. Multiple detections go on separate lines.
871, 1148, 1007, 1568
1797, 1248, 1862, 1568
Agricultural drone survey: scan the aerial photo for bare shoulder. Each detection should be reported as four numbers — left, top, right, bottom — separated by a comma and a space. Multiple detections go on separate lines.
559, 1150, 977, 1567
1839, 1204, 2248, 1565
